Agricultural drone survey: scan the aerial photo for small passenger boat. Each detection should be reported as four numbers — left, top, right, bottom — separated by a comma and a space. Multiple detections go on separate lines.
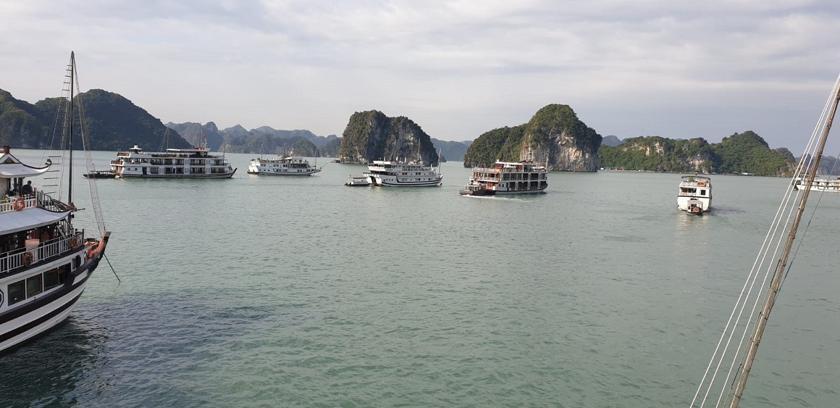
83, 170, 116, 179
345, 175, 371, 187
459, 183, 495, 196
677, 175, 712, 215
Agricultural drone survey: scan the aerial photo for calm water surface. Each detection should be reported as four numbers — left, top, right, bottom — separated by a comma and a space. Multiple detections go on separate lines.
1, 150, 838, 407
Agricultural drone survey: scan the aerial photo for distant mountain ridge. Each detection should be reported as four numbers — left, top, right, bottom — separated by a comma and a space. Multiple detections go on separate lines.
0, 88, 191, 150
166, 122, 340, 157
431, 138, 471, 162
1, 87, 820, 175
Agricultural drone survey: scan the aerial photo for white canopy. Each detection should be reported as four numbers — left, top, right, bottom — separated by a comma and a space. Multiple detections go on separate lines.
0, 208, 69, 235
0, 151, 51, 178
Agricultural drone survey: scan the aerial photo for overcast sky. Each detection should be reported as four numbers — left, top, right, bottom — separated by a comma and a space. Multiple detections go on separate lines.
2, 0, 840, 149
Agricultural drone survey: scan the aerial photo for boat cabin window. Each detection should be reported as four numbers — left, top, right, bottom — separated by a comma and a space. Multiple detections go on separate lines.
8, 281, 25, 306
6, 264, 69, 307
700, 189, 706, 196
26, 274, 43, 297
681, 187, 696, 193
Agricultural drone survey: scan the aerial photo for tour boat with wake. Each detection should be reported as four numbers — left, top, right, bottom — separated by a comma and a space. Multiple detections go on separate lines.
110, 145, 236, 179
247, 156, 321, 176
460, 161, 548, 196
364, 160, 442, 187
677, 175, 712, 215
0, 52, 110, 352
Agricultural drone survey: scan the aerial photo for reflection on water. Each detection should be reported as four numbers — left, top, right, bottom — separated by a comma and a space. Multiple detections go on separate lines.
0, 312, 107, 406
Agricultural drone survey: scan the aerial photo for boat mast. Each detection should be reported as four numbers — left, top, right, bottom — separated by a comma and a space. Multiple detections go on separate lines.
728, 80, 840, 408
68, 51, 75, 205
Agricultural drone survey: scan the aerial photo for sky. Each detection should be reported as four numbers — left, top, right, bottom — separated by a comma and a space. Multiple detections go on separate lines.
2, 0, 840, 150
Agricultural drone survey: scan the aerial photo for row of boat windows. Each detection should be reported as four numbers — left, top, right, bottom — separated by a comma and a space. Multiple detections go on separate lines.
681, 188, 708, 196
7, 264, 69, 307
125, 159, 226, 165
500, 181, 548, 190
259, 164, 311, 168
125, 167, 230, 174
475, 173, 547, 180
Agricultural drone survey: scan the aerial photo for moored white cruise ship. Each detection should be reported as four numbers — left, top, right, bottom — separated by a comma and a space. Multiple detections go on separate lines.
110, 145, 236, 179
677, 175, 712, 214
0, 52, 110, 352
365, 160, 442, 187
460, 161, 548, 196
794, 176, 840, 192
247, 156, 321, 176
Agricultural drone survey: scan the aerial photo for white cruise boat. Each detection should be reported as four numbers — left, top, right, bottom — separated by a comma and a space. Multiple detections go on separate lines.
247, 156, 321, 176
794, 176, 840, 192
365, 160, 442, 187
110, 145, 236, 179
0, 53, 110, 352
460, 161, 548, 196
677, 175, 712, 214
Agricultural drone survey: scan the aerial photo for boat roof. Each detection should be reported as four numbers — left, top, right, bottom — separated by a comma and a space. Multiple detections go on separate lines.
371, 160, 425, 165
0, 147, 51, 178
165, 147, 209, 153
681, 175, 711, 180
0, 208, 69, 235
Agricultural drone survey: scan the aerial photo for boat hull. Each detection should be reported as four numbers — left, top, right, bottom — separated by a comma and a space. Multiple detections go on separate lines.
247, 170, 320, 176
0, 254, 101, 353
494, 189, 547, 195
677, 196, 711, 214
117, 170, 236, 179
372, 175, 442, 187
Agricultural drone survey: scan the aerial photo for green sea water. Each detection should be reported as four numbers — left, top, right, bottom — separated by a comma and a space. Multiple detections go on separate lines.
1, 150, 838, 407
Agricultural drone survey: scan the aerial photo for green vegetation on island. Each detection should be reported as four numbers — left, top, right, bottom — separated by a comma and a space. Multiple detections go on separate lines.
599, 131, 795, 176
464, 104, 602, 171
1, 88, 190, 150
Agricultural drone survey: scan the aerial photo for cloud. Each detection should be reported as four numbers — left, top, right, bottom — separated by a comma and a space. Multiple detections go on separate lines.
1, 0, 839, 149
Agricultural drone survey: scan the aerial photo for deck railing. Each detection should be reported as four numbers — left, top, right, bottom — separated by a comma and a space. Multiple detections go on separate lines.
0, 232, 84, 274
0, 191, 71, 215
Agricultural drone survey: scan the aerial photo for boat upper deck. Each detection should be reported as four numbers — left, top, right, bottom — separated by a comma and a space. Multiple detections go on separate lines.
116, 145, 221, 159
473, 161, 547, 173
368, 160, 435, 173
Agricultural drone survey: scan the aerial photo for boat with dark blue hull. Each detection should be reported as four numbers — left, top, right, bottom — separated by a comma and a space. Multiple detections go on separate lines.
0, 52, 110, 352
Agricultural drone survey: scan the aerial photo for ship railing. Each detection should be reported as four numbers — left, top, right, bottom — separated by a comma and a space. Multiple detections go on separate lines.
0, 191, 69, 214
0, 232, 84, 274
0, 195, 38, 213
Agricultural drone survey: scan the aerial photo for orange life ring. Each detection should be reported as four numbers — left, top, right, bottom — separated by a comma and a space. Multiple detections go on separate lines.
70, 237, 79, 248
22, 251, 33, 266
13, 197, 25, 211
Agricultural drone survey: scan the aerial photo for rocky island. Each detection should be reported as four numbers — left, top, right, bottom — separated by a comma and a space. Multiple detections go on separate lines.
338, 110, 439, 165
463, 104, 602, 171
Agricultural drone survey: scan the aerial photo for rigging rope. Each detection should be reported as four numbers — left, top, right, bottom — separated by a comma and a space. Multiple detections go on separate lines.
689, 74, 840, 408
71, 59, 107, 237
